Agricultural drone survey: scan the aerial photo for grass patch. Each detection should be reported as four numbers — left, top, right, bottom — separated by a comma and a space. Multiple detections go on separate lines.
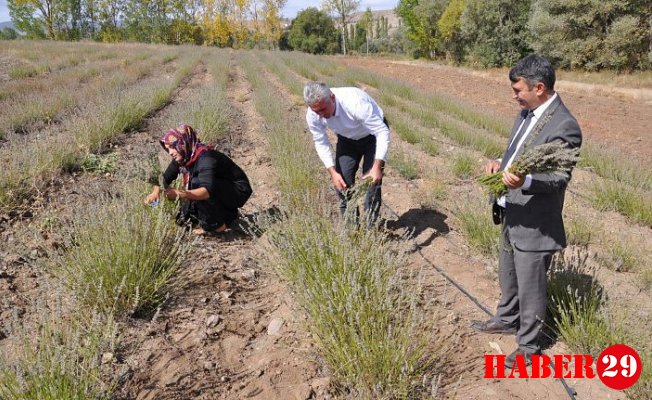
626, 348, 652, 399
386, 95, 504, 159
79, 153, 118, 174
590, 180, 652, 227
580, 142, 652, 191
0, 53, 198, 211
55, 184, 192, 316
598, 238, 639, 273
263, 54, 306, 97
451, 152, 477, 180
420, 138, 440, 157
390, 149, 419, 180
415, 175, 449, 208
8, 65, 40, 79
0, 51, 161, 136
558, 69, 652, 89
455, 194, 499, 257
565, 216, 593, 247
0, 303, 117, 400
548, 247, 652, 400
642, 269, 652, 291
548, 248, 652, 399
390, 114, 421, 145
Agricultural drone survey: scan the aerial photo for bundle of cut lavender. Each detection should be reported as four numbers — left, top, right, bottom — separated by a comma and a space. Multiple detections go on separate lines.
478, 141, 581, 197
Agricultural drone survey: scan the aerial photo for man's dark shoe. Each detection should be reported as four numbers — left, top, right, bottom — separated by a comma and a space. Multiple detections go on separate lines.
505, 347, 542, 369
470, 319, 517, 335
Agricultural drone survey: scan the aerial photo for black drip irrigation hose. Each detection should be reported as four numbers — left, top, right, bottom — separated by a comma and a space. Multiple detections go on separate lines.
381, 203, 578, 400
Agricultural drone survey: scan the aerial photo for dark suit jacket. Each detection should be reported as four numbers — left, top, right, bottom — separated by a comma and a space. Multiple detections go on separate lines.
502, 95, 582, 252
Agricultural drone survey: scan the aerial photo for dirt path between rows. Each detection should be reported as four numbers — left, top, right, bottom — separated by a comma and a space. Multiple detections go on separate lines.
338, 57, 652, 165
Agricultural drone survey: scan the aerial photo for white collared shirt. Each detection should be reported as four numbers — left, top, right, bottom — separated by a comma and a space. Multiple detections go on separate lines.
306, 87, 390, 169
497, 92, 558, 207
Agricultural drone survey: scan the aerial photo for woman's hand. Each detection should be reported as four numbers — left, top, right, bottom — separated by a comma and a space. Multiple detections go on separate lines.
163, 188, 180, 200
145, 186, 161, 205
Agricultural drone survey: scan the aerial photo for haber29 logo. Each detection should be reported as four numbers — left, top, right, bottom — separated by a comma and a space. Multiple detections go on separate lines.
484, 344, 642, 390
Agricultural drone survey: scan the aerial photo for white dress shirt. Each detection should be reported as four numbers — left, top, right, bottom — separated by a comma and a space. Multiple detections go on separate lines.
306, 87, 391, 169
497, 92, 558, 207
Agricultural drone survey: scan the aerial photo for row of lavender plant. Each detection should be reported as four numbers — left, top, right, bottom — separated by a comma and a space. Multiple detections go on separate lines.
241, 50, 440, 398
0, 47, 199, 210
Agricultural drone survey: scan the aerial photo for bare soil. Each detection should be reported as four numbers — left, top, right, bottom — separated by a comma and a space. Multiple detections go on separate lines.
0, 53, 648, 400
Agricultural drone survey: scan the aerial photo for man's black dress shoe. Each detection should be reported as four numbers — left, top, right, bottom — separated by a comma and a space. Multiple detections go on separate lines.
505, 347, 542, 369
470, 319, 517, 334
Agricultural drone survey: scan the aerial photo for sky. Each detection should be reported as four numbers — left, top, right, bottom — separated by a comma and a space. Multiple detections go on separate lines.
281, 0, 397, 19
0, 0, 398, 24
0, 0, 8, 23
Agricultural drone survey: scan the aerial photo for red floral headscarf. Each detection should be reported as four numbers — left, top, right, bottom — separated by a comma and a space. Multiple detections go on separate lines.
160, 124, 212, 187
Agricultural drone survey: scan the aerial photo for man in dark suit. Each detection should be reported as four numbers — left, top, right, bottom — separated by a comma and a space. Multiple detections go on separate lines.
471, 54, 582, 368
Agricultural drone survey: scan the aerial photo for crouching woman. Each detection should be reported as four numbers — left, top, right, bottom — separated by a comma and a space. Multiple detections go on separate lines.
145, 124, 252, 235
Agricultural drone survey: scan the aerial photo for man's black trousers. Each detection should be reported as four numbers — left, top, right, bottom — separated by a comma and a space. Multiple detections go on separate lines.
335, 134, 381, 224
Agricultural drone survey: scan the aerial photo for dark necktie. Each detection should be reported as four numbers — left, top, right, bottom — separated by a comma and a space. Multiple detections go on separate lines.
501, 110, 534, 170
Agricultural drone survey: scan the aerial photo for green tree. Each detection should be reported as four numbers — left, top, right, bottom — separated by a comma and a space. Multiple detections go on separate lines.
122, 0, 166, 42
96, 0, 123, 42
321, 0, 360, 54
529, 0, 650, 71
167, 0, 203, 44
167, 18, 203, 44
351, 23, 366, 52
288, 7, 339, 54
460, 0, 531, 67
8, 0, 44, 38
79, 0, 99, 39
374, 16, 380, 39
262, 0, 287, 49
357, 7, 373, 53
437, 0, 465, 62
0, 27, 19, 39
8, 0, 55, 38
395, 0, 448, 58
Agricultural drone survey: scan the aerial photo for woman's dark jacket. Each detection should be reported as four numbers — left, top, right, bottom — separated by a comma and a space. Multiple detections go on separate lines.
163, 149, 252, 230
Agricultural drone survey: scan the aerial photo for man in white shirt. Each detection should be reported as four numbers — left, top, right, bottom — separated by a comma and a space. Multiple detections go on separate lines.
471, 55, 582, 369
304, 81, 390, 224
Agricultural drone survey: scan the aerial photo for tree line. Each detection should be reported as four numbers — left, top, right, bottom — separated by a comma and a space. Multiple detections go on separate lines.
2, 0, 651, 71
4, 0, 287, 48
396, 0, 652, 71
285, 6, 402, 56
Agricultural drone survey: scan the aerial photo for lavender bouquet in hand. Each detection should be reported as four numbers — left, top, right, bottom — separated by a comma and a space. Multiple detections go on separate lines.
478, 141, 580, 198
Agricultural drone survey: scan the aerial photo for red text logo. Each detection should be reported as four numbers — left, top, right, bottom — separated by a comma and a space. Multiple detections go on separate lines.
484, 344, 642, 391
